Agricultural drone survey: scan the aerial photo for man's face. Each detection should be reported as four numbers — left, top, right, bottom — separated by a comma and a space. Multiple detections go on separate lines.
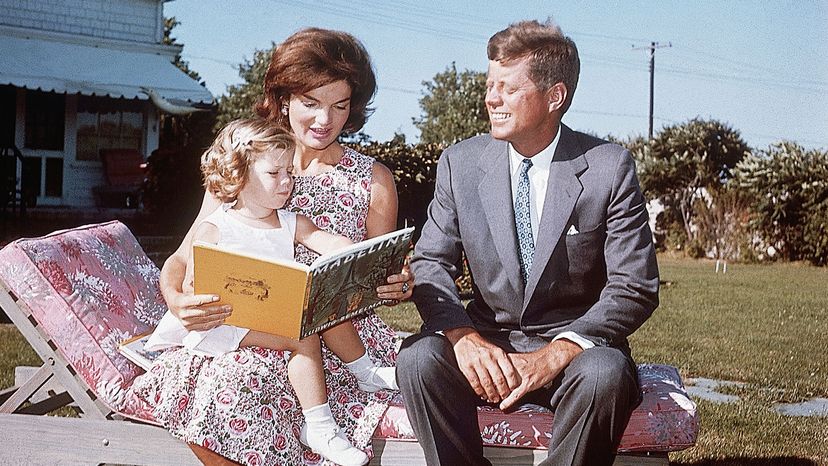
485, 57, 558, 156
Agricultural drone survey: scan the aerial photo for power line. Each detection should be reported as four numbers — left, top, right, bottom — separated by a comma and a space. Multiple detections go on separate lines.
182, 54, 238, 67
386, 0, 654, 44
580, 52, 646, 67
185, 0, 828, 139
379, 85, 420, 95
269, 0, 488, 44
272, 0, 654, 47
367, 0, 503, 32
580, 54, 648, 73
569, 108, 677, 123
674, 48, 785, 77
657, 65, 828, 94
683, 47, 828, 86
270, 0, 827, 97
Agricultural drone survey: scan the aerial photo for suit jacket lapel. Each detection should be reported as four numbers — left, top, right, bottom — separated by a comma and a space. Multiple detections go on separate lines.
524, 125, 587, 307
478, 138, 524, 299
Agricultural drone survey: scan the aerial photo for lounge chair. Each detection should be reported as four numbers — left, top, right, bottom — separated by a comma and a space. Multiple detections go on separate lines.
0, 221, 697, 465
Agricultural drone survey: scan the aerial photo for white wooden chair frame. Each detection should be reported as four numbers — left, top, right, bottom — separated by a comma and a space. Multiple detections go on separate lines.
0, 279, 201, 465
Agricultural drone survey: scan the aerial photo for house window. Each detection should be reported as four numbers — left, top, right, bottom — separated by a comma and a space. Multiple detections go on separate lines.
45, 158, 63, 197
76, 96, 143, 161
24, 90, 65, 150
18, 156, 64, 200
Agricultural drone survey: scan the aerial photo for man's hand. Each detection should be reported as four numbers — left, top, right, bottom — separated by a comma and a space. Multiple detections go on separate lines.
499, 339, 583, 411
167, 292, 231, 331
445, 327, 521, 404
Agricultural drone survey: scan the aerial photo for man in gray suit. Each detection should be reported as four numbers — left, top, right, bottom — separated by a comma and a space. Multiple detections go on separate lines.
397, 19, 659, 466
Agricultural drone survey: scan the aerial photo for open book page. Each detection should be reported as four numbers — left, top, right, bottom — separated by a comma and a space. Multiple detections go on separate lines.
118, 331, 163, 371
303, 226, 414, 337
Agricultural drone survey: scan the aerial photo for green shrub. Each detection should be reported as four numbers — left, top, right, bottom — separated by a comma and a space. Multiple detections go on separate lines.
734, 141, 828, 265
348, 137, 441, 239
685, 239, 706, 259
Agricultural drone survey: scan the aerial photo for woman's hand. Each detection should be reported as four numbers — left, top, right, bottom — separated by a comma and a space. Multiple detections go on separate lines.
376, 263, 414, 304
167, 291, 231, 332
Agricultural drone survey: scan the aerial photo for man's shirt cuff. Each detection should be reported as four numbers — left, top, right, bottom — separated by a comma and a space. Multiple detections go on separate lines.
552, 331, 596, 350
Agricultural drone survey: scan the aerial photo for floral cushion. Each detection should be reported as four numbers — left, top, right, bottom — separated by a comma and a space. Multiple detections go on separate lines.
0, 221, 697, 452
375, 363, 698, 452
0, 221, 165, 417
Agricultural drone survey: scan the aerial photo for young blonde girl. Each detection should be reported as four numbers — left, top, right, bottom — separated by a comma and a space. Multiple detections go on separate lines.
146, 118, 395, 466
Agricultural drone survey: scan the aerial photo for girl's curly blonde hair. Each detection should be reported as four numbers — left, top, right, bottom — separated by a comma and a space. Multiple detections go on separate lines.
201, 118, 295, 203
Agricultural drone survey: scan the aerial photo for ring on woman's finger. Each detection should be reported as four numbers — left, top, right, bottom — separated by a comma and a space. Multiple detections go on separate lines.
401, 282, 410, 293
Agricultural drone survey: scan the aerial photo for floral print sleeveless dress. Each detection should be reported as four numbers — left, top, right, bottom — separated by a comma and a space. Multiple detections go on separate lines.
129, 148, 399, 466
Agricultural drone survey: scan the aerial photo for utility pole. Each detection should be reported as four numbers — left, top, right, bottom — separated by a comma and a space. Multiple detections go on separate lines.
633, 41, 671, 139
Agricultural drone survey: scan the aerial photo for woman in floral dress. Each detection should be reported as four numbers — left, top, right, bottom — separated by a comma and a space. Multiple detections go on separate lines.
129, 28, 413, 466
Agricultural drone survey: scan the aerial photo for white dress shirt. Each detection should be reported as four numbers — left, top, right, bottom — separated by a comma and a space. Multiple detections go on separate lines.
507, 127, 595, 351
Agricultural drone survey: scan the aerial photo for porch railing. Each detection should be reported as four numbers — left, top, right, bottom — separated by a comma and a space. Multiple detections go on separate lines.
1, 145, 27, 223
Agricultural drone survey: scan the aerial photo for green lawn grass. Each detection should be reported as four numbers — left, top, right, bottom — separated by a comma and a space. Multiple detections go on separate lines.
0, 324, 41, 390
378, 257, 828, 465
637, 258, 828, 465
3, 257, 827, 464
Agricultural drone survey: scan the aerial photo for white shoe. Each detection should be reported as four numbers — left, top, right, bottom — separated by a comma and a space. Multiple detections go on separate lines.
299, 423, 369, 466
356, 366, 399, 392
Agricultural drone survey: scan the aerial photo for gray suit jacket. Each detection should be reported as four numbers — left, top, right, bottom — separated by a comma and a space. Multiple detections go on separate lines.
410, 125, 659, 352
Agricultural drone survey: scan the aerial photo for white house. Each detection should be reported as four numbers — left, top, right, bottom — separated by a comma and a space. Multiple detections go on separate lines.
0, 0, 212, 209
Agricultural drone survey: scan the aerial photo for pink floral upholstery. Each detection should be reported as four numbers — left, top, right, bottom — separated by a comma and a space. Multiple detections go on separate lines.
0, 221, 697, 453
375, 363, 698, 452
0, 221, 164, 420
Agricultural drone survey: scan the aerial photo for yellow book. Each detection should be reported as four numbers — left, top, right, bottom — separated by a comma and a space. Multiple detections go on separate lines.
193, 226, 414, 340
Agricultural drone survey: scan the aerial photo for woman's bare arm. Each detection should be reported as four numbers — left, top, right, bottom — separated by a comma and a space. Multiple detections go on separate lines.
367, 162, 413, 301
365, 162, 398, 238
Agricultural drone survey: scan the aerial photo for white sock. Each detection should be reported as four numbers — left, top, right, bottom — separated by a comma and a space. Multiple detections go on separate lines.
345, 351, 374, 373
345, 352, 398, 391
301, 403, 368, 466
302, 403, 337, 431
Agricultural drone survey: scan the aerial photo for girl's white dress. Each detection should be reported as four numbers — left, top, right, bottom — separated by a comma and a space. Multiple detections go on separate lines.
129, 148, 398, 466
144, 207, 297, 357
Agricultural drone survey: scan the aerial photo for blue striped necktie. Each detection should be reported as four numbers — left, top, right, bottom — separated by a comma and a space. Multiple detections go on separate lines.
515, 158, 534, 285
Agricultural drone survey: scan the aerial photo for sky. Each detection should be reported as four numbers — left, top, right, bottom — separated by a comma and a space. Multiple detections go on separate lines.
164, 0, 828, 151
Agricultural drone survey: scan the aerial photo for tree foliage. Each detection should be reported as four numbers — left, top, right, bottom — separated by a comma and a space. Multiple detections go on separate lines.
163, 17, 203, 83
143, 19, 216, 234
635, 118, 750, 245
734, 141, 828, 264
413, 63, 489, 146
346, 137, 441, 237
215, 45, 275, 130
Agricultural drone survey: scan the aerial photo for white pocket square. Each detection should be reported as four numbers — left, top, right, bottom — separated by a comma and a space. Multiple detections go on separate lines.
566, 225, 580, 236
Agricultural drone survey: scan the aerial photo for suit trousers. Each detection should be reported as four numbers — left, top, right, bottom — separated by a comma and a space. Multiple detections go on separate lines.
396, 332, 640, 466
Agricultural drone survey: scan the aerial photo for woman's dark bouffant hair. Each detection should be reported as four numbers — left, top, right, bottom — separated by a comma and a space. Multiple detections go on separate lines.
255, 28, 377, 134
